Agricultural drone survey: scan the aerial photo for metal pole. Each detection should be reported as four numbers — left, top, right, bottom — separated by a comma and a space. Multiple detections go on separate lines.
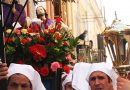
0, 0, 6, 63
0, 1, 7, 90
97, 34, 104, 62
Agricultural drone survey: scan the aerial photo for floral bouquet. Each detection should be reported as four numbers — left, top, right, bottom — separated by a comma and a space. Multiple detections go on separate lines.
5, 17, 78, 78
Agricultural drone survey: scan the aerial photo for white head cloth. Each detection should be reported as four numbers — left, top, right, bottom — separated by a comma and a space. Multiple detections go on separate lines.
62, 70, 73, 90
86, 62, 118, 90
72, 62, 91, 90
7, 63, 46, 90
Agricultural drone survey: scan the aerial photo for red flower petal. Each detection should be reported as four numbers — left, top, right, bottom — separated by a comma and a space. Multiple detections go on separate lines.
63, 65, 70, 74
40, 67, 49, 77
29, 44, 47, 62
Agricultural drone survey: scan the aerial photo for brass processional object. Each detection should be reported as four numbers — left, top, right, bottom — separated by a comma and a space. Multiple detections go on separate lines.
101, 20, 130, 77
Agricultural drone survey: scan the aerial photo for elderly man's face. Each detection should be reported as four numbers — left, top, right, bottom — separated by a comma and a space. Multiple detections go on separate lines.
89, 71, 113, 90
7, 74, 32, 90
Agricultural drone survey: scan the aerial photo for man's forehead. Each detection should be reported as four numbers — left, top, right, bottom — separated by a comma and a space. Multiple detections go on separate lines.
90, 71, 108, 77
9, 73, 30, 81
9, 75, 31, 86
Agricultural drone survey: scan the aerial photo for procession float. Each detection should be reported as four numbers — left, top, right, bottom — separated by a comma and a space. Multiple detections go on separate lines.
101, 19, 130, 77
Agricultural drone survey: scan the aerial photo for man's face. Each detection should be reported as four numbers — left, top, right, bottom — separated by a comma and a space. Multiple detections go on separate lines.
89, 71, 113, 90
7, 74, 32, 90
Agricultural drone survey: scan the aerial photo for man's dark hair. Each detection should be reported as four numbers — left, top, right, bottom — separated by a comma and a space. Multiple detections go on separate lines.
89, 74, 112, 84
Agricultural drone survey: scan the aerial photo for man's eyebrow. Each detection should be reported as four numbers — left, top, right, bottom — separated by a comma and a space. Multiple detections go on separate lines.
9, 82, 18, 86
89, 75, 105, 79
89, 76, 96, 80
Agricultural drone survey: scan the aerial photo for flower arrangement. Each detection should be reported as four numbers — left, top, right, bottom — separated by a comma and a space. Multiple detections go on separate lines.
5, 17, 78, 78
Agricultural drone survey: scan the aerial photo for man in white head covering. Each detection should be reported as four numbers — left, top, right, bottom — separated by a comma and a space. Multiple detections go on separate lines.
72, 62, 91, 90
0, 63, 46, 90
7, 63, 46, 90
86, 62, 118, 90
62, 70, 73, 90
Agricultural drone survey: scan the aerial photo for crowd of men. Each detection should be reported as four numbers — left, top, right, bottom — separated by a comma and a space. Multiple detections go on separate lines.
1, 62, 130, 90
1, 0, 130, 90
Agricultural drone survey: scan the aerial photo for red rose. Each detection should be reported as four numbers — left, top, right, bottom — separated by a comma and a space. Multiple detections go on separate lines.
4, 38, 13, 43
51, 62, 61, 72
40, 67, 49, 77
29, 44, 47, 61
21, 38, 29, 45
15, 29, 21, 35
63, 65, 70, 74
27, 28, 33, 33
33, 24, 39, 31
55, 17, 61, 23
37, 37, 45, 42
